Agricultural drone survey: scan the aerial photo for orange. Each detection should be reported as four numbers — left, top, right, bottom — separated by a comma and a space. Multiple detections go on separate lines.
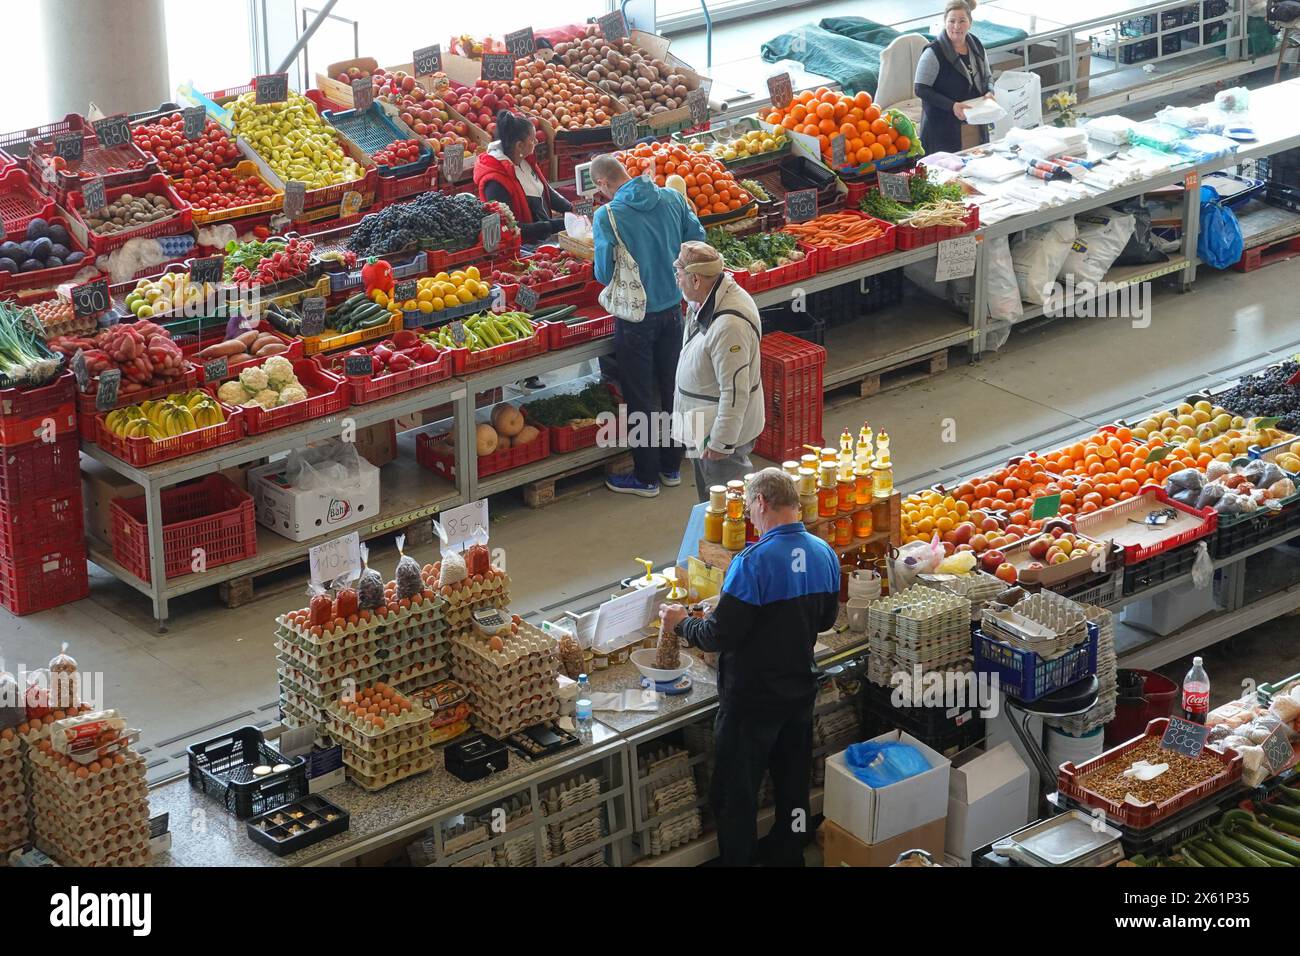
790, 105, 808, 122
864, 105, 881, 122
854, 91, 873, 109
767, 111, 783, 125
855, 147, 872, 164
833, 102, 849, 120
684, 174, 697, 188
728, 198, 741, 209
818, 117, 837, 135
861, 132, 876, 147
815, 102, 835, 120
849, 138, 864, 153
654, 175, 665, 186
712, 202, 728, 214
840, 122, 857, 139
1120, 478, 1140, 495
895, 136, 911, 151
876, 131, 893, 147
819, 89, 838, 104
781, 115, 798, 130
802, 123, 820, 138
870, 118, 889, 135
870, 143, 886, 160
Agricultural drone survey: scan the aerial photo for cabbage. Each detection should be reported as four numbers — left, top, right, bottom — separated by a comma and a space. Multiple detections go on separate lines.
217, 380, 249, 405
263, 355, 295, 388
239, 365, 268, 393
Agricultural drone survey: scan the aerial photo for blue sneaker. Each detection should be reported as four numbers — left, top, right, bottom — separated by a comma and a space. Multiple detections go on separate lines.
606, 472, 660, 498
659, 470, 682, 487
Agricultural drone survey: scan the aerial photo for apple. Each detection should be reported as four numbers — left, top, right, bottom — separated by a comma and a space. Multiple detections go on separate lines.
336, 72, 350, 84
980, 549, 1006, 574
1050, 527, 1064, 538
401, 75, 416, 93
1028, 537, 1051, 560
951, 522, 975, 545
941, 541, 956, 556
1050, 552, 1071, 565
969, 533, 989, 552
980, 517, 1001, 532
955, 543, 974, 552
995, 563, 1018, 584
347, 66, 363, 79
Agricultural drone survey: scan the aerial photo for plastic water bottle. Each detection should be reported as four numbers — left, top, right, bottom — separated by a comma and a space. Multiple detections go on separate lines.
576, 673, 592, 727
1182, 657, 1210, 725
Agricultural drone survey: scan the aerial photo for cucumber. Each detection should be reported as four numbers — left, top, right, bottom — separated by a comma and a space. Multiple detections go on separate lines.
530, 305, 575, 322
356, 313, 392, 330
1233, 833, 1299, 865
1210, 830, 1273, 867
1259, 812, 1300, 837
1182, 843, 1222, 868
1195, 841, 1237, 868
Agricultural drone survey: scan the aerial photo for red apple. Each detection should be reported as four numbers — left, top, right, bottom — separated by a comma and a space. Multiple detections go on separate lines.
336, 72, 350, 83
951, 522, 976, 545
1050, 552, 1070, 565
941, 541, 956, 556
980, 517, 1001, 532
1026, 562, 1044, 571
955, 543, 975, 553
969, 533, 989, 552
347, 66, 363, 79
980, 549, 1005, 574
995, 563, 1018, 584
1028, 537, 1051, 560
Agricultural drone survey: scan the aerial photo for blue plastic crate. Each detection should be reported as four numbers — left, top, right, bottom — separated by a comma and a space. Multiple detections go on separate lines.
1202, 172, 1265, 210
973, 621, 1098, 703
322, 104, 433, 178
327, 249, 428, 294
399, 288, 495, 330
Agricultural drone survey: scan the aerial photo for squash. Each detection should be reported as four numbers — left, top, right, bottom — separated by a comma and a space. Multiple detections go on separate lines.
497, 434, 513, 449
475, 423, 499, 456
515, 424, 541, 446
491, 402, 525, 437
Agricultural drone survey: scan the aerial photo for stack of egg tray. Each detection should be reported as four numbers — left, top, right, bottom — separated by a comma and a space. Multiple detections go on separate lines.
542, 773, 606, 864
1044, 605, 1117, 736
424, 566, 511, 640
918, 571, 1006, 619
451, 621, 559, 740
26, 741, 150, 867
471, 794, 536, 867
326, 691, 437, 792
274, 595, 447, 727
639, 746, 702, 857
0, 729, 26, 856
980, 590, 1089, 659
867, 587, 972, 684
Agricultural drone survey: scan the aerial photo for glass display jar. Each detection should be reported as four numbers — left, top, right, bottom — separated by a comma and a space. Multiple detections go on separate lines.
854, 506, 874, 538
703, 508, 724, 543
722, 515, 747, 551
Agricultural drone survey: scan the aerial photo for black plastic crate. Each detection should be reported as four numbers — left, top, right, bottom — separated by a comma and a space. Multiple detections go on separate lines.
188, 726, 308, 819
759, 304, 826, 345
861, 683, 985, 758
1207, 503, 1300, 559
1122, 543, 1199, 595
245, 794, 349, 856
804, 268, 904, 326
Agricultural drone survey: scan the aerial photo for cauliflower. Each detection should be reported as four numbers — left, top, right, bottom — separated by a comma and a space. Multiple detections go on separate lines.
277, 385, 309, 406
263, 355, 296, 389
217, 380, 249, 405
252, 388, 280, 409
239, 365, 268, 393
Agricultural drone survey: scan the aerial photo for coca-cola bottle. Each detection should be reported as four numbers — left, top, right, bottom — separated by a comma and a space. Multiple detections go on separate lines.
1182, 656, 1210, 724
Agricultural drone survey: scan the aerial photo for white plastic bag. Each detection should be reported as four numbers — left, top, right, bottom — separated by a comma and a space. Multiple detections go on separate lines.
1191, 541, 1213, 590
893, 536, 944, 591
990, 71, 1042, 141
1011, 218, 1076, 305
1084, 115, 1136, 145
985, 234, 1023, 325
1061, 210, 1136, 285
287, 441, 366, 492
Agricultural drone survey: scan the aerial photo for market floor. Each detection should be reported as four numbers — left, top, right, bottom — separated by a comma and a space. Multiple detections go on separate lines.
5, 257, 1300, 783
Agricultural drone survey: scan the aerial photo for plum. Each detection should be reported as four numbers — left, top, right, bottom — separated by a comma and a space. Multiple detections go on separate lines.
25, 217, 49, 241
19, 258, 44, 272
48, 243, 70, 261
0, 241, 21, 261
47, 224, 71, 246
45, 256, 63, 267
30, 237, 53, 261
0, 257, 17, 273
65, 251, 85, 265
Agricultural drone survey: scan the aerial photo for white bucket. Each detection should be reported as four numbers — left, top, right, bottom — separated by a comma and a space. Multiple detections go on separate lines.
1045, 724, 1105, 769
848, 570, 882, 602
846, 598, 872, 633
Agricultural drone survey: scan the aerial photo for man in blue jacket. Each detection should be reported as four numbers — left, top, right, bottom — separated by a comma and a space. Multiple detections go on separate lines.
661, 469, 841, 866
591, 154, 705, 498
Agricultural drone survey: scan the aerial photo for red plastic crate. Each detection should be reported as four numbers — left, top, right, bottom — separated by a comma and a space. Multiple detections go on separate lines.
416, 426, 550, 481
0, 370, 74, 420
0, 431, 81, 501
0, 542, 88, 616
754, 331, 826, 462
315, 350, 452, 404
426, 232, 521, 273
110, 474, 256, 583
0, 113, 84, 163
492, 244, 594, 306
894, 204, 980, 250
1073, 485, 1218, 565
0, 214, 97, 294
524, 383, 620, 453
78, 366, 200, 440
65, 173, 193, 256
193, 326, 304, 383
0, 168, 57, 238
28, 114, 159, 203
1058, 718, 1242, 830
0, 494, 84, 558
728, 246, 817, 294
795, 213, 896, 270
377, 167, 437, 206
0, 399, 76, 448
544, 313, 614, 351
449, 330, 548, 375
95, 404, 244, 467
236, 359, 348, 435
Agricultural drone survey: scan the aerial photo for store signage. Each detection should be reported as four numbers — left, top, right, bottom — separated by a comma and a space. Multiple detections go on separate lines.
71, 350, 89, 392
687, 88, 709, 126
301, 297, 326, 336
393, 279, 418, 303
1031, 493, 1061, 520
71, 277, 110, 318
82, 176, 107, 215
203, 357, 229, 383
441, 143, 465, 181
351, 77, 375, 111
935, 234, 977, 282
182, 106, 207, 141
505, 28, 537, 59
480, 53, 516, 83
515, 285, 539, 312
878, 171, 911, 202
785, 188, 817, 223
283, 180, 306, 219
439, 499, 489, 550
610, 111, 638, 149
414, 44, 443, 76
1262, 725, 1294, 775
598, 10, 629, 41
831, 134, 846, 169
766, 73, 793, 110
450, 319, 467, 345
481, 212, 501, 253
92, 114, 131, 149
344, 354, 374, 376
54, 132, 84, 162
190, 255, 224, 285
255, 72, 289, 105
309, 531, 361, 586
95, 368, 122, 412
1159, 716, 1211, 758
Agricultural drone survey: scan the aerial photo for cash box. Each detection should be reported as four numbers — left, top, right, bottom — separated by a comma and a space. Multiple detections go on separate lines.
444, 734, 509, 782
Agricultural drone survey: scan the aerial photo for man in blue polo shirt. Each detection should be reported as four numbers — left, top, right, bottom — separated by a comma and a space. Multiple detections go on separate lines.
660, 468, 840, 866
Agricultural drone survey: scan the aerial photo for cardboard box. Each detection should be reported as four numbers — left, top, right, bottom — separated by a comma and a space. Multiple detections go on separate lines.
82, 458, 139, 545
945, 743, 1031, 865
249, 444, 380, 542
353, 421, 397, 469
821, 817, 947, 867
823, 731, 952, 845
219, 462, 256, 492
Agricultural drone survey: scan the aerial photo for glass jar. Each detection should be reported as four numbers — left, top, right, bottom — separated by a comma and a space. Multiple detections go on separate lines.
820, 447, 837, 466
726, 479, 745, 497
782, 460, 800, 478
838, 477, 855, 514
873, 460, 894, 499
854, 506, 874, 538
834, 516, 853, 546
818, 520, 836, 544
817, 464, 839, 519
800, 453, 819, 472
722, 515, 747, 551
708, 485, 726, 511
800, 494, 819, 523
703, 508, 724, 543
797, 467, 817, 496
726, 489, 746, 520
854, 468, 873, 506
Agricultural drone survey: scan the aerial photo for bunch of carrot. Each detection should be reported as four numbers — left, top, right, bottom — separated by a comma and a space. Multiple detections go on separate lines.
782, 212, 887, 248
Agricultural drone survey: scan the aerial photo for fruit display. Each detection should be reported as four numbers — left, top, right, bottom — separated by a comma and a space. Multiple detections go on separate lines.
318, 329, 441, 377
171, 164, 278, 214
688, 125, 787, 164
1165, 457, 1298, 515
79, 191, 176, 237
0, 218, 87, 276
123, 273, 222, 319
49, 322, 188, 393
103, 388, 227, 440
487, 247, 589, 289
420, 311, 537, 352
705, 227, 804, 272
552, 27, 699, 122
195, 327, 292, 367
372, 71, 481, 158
370, 266, 491, 320
1212, 360, 1300, 433
616, 142, 753, 218
229, 89, 366, 189
996, 526, 1108, 584
444, 79, 543, 140
131, 113, 241, 177
448, 34, 504, 58
1122, 399, 1290, 460
764, 88, 913, 167
213, 356, 308, 409
1273, 443, 1300, 475
223, 236, 318, 286
344, 191, 493, 257
370, 139, 425, 170
335, 64, 372, 84
505, 59, 620, 133
861, 165, 966, 222
471, 402, 543, 454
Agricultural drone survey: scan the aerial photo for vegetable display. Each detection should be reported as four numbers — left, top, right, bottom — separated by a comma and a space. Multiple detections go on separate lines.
552, 27, 699, 121
371, 139, 424, 169
860, 166, 966, 223
0, 218, 86, 276
505, 59, 620, 132
370, 267, 490, 320
214, 355, 307, 409
131, 113, 241, 178
322, 293, 394, 334
318, 329, 440, 377
690, 127, 787, 164
488, 248, 588, 289
345, 191, 489, 257
48, 321, 187, 393
103, 389, 226, 440
764, 88, 912, 167
1131, 802, 1300, 867
522, 383, 618, 428
196, 328, 290, 366
80, 191, 175, 237
705, 227, 802, 273
617, 142, 752, 217
783, 212, 888, 249
171, 165, 277, 213
420, 311, 536, 352
224, 236, 317, 286
0, 301, 62, 388
229, 89, 365, 190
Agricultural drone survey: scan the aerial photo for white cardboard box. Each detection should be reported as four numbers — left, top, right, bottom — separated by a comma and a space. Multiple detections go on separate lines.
824, 730, 952, 845
946, 742, 1032, 864
249, 448, 380, 542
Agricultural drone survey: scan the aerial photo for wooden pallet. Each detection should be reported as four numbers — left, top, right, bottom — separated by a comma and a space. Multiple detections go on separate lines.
828, 348, 949, 400
1233, 235, 1300, 272
522, 451, 635, 508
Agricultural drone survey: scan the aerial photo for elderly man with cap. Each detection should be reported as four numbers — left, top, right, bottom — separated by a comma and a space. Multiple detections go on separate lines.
672, 241, 765, 502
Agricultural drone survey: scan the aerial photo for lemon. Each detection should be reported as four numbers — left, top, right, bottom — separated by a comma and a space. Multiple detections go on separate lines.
419, 301, 433, 313
431, 298, 445, 311
465, 266, 480, 281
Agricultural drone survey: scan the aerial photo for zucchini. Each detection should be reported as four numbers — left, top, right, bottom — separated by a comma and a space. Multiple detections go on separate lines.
531, 305, 576, 322
1259, 811, 1300, 837
1210, 829, 1274, 867
1182, 843, 1222, 868
1174, 848, 1204, 867
356, 313, 392, 330
1233, 833, 1298, 865
1258, 800, 1300, 825
1227, 812, 1300, 857
1193, 840, 1236, 868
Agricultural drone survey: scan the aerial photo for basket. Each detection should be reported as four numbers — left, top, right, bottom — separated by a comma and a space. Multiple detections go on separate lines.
246, 795, 350, 856
0, 396, 76, 448
416, 426, 550, 481
973, 621, 1098, 703
317, 349, 452, 404
449, 329, 547, 374
754, 332, 825, 462
1058, 568, 1125, 608
1058, 717, 1243, 830
95, 404, 245, 467
1123, 543, 1200, 595
0, 113, 84, 163
237, 359, 349, 435
544, 313, 614, 351
0, 494, 84, 558
28, 117, 159, 202
0, 370, 75, 422
894, 204, 980, 250
523, 382, 620, 454
78, 366, 201, 440
111, 475, 256, 582
1073, 486, 1218, 565
321, 104, 434, 178
728, 246, 816, 294
0, 214, 96, 294
492, 245, 594, 307
399, 290, 493, 330
0, 168, 57, 238
0, 432, 81, 501
187, 726, 308, 819
426, 231, 521, 273
0, 542, 88, 616
181, 161, 284, 226
65, 173, 193, 256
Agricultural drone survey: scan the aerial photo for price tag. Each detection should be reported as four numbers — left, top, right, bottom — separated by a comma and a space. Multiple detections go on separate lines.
516, 285, 539, 312
504, 28, 536, 59
598, 10, 629, 40
71, 277, 110, 318
1031, 493, 1062, 520
54, 132, 84, 162
766, 73, 793, 110
92, 114, 131, 149
480, 53, 516, 83
935, 234, 977, 282
340, 190, 363, 218
301, 297, 327, 337
438, 499, 489, 550
450, 319, 466, 345
1288, 367, 1300, 387
283, 180, 306, 219
1262, 725, 1294, 775
255, 72, 289, 105
71, 350, 89, 393
309, 531, 361, 586
351, 77, 375, 111
393, 279, 417, 304
203, 357, 230, 382
610, 111, 638, 149
1158, 716, 1211, 757
481, 212, 501, 253
190, 254, 224, 285
81, 176, 107, 215
785, 188, 818, 223
183, 106, 207, 141
831, 134, 846, 168
0, 218, 5, 241
1145, 444, 1172, 464
574, 199, 594, 219
878, 171, 912, 202
95, 368, 122, 412
441, 143, 465, 181
344, 353, 375, 376
687, 88, 709, 126
414, 44, 443, 76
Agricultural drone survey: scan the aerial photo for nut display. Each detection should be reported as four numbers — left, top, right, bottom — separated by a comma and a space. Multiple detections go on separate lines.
553, 27, 697, 120
81, 191, 175, 236
1074, 737, 1227, 805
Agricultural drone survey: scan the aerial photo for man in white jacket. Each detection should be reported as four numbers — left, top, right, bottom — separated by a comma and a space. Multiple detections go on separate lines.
672, 242, 766, 503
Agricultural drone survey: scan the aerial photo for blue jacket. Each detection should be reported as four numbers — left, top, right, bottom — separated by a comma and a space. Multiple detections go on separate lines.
680, 522, 840, 707
593, 177, 705, 314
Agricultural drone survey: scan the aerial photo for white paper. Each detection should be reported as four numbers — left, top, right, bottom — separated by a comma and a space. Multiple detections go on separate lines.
438, 499, 489, 551
590, 690, 659, 712
309, 531, 360, 586
277, 725, 317, 759
590, 587, 659, 650
935, 235, 977, 282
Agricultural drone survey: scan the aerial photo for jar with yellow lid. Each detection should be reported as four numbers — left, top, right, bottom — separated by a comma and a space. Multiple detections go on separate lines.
708, 485, 726, 511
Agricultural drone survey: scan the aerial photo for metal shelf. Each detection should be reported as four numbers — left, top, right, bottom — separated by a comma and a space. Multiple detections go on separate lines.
750, 244, 940, 308
1015, 255, 1194, 324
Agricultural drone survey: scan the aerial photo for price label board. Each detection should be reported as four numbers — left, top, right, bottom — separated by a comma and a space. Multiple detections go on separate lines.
1262, 725, 1294, 775
610, 111, 638, 149
92, 114, 131, 149
480, 53, 516, 83
71, 277, 110, 318
309, 531, 361, 586
481, 212, 501, 253
574, 199, 594, 219
831, 134, 846, 168
71, 350, 89, 392
283, 180, 306, 219
190, 254, 224, 285
505, 28, 536, 59
439, 499, 489, 550
255, 72, 289, 105
687, 88, 709, 126
785, 188, 818, 223
183, 106, 207, 141
1159, 716, 1211, 758
351, 77, 375, 111
414, 44, 443, 76
767, 73, 793, 110
878, 171, 912, 202
344, 353, 375, 376
515, 285, 539, 312
95, 368, 122, 412
598, 10, 629, 40
82, 176, 107, 215
450, 319, 466, 345
203, 357, 229, 383
441, 143, 465, 181
301, 297, 326, 336
340, 190, 363, 218
393, 279, 418, 304
1288, 367, 1300, 387
1031, 493, 1062, 520
54, 132, 84, 162
935, 234, 977, 282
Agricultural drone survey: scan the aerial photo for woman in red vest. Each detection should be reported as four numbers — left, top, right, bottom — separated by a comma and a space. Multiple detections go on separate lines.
473, 110, 572, 247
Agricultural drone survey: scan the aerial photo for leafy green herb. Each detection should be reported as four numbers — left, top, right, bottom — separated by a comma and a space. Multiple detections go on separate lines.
705, 227, 801, 271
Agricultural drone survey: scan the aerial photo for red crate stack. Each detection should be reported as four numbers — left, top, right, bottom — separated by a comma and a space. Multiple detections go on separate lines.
754, 332, 826, 463
0, 372, 89, 616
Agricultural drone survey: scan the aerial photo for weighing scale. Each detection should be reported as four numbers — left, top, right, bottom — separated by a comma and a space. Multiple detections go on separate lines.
640, 673, 694, 695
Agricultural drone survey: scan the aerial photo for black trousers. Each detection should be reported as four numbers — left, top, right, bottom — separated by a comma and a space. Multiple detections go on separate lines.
614, 307, 685, 484
711, 696, 815, 867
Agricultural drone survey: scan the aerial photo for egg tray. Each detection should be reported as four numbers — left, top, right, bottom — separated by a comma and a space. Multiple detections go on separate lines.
452, 623, 559, 669
0, 735, 20, 758
645, 809, 703, 857
0, 766, 22, 793
424, 569, 510, 604
246, 796, 349, 857
651, 776, 698, 818
453, 662, 558, 699
33, 826, 150, 868
33, 815, 151, 855
30, 796, 150, 843
277, 657, 450, 710
276, 628, 448, 671
275, 598, 446, 647
338, 738, 437, 778
450, 849, 496, 868
443, 819, 490, 857
343, 751, 439, 792
464, 692, 559, 730
326, 710, 434, 748
27, 750, 147, 795
28, 769, 148, 810
29, 782, 150, 826
0, 807, 27, 834
639, 746, 690, 779
496, 832, 539, 867
277, 645, 445, 699
281, 632, 450, 675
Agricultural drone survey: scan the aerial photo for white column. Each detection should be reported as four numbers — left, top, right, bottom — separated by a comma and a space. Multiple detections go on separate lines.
42, 0, 170, 118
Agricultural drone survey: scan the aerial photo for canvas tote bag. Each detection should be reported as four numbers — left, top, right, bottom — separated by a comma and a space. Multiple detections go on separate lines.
597, 206, 647, 322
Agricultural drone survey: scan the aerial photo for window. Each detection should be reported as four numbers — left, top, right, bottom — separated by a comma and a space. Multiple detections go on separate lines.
0, 8, 48, 131
164, 0, 254, 98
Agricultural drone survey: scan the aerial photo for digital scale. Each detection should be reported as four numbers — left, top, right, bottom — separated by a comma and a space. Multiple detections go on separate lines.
472, 608, 511, 638
640, 674, 694, 695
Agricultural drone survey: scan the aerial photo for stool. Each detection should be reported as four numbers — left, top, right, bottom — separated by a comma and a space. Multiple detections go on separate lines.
1002, 676, 1100, 816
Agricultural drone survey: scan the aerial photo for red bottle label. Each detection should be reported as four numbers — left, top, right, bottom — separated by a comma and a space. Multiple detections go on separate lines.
1183, 689, 1209, 713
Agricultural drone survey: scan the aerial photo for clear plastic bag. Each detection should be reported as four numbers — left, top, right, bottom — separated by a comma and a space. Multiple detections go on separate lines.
286, 441, 367, 492
1191, 541, 1213, 590
356, 544, 384, 610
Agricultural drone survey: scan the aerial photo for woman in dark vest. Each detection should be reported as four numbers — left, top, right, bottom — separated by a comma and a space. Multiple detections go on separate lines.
914, 0, 996, 155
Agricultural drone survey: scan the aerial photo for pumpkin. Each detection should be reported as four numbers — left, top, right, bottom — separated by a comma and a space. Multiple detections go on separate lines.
491, 402, 525, 437
515, 424, 540, 446
475, 423, 499, 456
498, 434, 513, 449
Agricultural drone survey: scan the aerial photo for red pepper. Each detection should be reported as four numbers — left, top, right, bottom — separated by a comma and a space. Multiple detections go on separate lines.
391, 329, 419, 350
361, 257, 394, 295
417, 342, 440, 363
387, 352, 414, 372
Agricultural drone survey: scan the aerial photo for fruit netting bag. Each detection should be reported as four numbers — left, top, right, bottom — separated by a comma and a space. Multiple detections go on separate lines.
843, 740, 933, 787
1198, 185, 1244, 270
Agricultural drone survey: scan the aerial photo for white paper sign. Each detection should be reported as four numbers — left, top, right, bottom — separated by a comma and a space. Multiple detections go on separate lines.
277, 725, 317, 759
935, 234, 977, 282
309, 531, 361, 585
439, 499, 489, 550
590, 586, 659, 651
